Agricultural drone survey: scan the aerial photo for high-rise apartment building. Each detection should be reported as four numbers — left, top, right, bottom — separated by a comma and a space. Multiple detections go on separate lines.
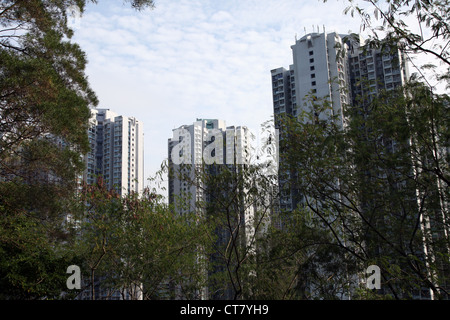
271, 31, 409, 212
272, 32, 350, 122
84, 108, 144, 195
270, 31, 450, 300
168, 118, 253, 299
272, 32, 351, 213
78, 108, 144, 300
168, 118, 224, 215
347, 36, 410, 104
168, 118, 250, 215
271, 31, 410, 123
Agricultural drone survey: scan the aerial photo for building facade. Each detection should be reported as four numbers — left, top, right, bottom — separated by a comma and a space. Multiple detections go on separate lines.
84, 108, 144, 195
272, 31, 351, 213
271, 31, 450, 300
77, 108, 144, 300
271, 31, 409, 213
270, 31, 423, 299
168, 118, 251, 215
168, 118, 253, 299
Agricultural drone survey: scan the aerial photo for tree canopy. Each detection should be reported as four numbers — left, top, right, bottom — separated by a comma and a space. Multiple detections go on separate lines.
0, 0, 154, 299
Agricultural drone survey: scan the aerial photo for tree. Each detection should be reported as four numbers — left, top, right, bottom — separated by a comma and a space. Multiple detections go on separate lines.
279, 82, 449, 299
110, 186, 208, 300
67, 175, 209, 300
0, 199, 78, 299
168, 125, 280, 300
200, 163, 276, 300
335, 0, 450, 89
0, 0, 156, 193
0, 0, 154, 299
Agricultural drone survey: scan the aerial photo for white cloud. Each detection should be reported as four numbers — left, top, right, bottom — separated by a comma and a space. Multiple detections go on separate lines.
72, 0, 365, 194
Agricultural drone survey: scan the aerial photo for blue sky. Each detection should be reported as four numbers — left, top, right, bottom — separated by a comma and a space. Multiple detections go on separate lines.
69, 0, 371, 192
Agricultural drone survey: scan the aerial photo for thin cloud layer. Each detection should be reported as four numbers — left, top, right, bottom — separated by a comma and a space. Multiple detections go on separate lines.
72, 0, 362, 191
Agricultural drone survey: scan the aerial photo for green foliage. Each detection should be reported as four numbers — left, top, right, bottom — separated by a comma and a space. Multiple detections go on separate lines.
340, 0, 450, 63
0, 190, 77, 299
277, 80, 449, 299
0, 0, 154, 300
337, 0, 450, 90
1, 0, 447, 301
168, 140, 279, 300
68, 177, 209, 300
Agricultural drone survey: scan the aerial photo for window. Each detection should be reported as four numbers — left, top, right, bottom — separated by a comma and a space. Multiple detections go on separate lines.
310, 66, 315, 71
309, 50, 313, 56
312, 81, 316, 86
310, 58, 314, 63
311, 73, 316, 79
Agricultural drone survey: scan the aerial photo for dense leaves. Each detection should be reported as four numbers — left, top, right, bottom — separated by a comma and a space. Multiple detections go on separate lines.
0, 0, 153, 299
67, 177, 208, 300
0, 0, 448, 300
